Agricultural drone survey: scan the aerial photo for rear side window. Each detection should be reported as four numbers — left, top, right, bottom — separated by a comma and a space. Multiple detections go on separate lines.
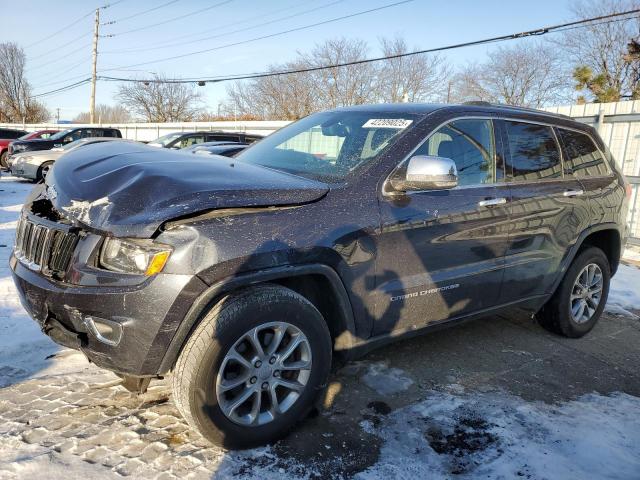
557, 129, 609, 176
0, 130, 25, 139
504, 121, 562, 181
208, 134, 240, 142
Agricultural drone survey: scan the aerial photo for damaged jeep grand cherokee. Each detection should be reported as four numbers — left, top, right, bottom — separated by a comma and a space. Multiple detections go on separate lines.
11, 103, 629, 448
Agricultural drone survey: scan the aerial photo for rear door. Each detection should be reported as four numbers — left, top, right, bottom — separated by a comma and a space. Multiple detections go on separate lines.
498, 119, 591, 303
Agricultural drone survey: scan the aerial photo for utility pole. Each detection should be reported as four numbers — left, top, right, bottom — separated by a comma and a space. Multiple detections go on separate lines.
90, 8, 99, 124
56, 108, 60, 123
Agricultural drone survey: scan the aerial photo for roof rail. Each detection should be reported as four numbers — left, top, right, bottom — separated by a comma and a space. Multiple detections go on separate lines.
461, 100, 572, 120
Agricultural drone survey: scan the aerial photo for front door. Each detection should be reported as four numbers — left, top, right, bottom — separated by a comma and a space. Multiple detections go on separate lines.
374, 118, 511, 335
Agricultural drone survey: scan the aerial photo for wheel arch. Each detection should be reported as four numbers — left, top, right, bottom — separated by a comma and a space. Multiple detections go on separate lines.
157, 264, 358, 374
37, 161, 54, 180
549, 223, 623, 297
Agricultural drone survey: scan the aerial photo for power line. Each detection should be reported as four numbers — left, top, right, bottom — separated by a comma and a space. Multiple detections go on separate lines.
32, 9, 640, 98
29, 56, 92, 83
24, 1, 123, 50
32, 78, 92, 98
111, 0, 321, 52
24, 10, 94, 49
103, 0, 234, 37
32, 72, 93, 91
27, 43, 92, 72
102, 0, 345, 54
102, 0, 180, 25
102, 8, 640, 85
97, 0, 414, 70
27, 31, 92, 63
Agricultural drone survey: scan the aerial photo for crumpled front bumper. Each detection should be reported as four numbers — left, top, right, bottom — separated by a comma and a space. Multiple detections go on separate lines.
10, 253, 207, 376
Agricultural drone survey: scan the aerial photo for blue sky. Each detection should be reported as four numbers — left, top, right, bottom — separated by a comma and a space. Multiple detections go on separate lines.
2, 0, 578, 120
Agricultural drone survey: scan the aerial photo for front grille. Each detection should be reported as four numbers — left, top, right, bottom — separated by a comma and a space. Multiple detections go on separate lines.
14, 215, 79, 276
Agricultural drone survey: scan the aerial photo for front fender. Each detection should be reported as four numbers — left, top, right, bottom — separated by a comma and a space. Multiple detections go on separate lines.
157, 263, 358, 374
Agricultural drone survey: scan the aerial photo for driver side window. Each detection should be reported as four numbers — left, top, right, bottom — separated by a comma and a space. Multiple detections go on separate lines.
414, 119, 496, 186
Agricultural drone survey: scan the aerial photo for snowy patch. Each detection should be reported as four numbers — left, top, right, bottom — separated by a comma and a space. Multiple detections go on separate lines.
0, 438, 116, 480
622, 246, 640, 263
358, 391, 640, 479
361, 362, 414, 395
607, 263, 640, 317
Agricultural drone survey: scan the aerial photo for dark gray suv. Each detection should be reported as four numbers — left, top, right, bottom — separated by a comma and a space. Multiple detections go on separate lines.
10, 103, 630, 448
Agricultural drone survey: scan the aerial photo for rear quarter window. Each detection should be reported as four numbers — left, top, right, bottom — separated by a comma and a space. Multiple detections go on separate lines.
557, 128, 609, 177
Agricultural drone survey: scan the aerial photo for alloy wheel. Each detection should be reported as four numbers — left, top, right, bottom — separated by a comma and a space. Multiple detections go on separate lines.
570, 263, 603, 324
216, 321, 312, 426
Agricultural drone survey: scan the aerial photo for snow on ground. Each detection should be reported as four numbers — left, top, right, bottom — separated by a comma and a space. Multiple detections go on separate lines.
607, 262, 640, 318
358, 390, 640, 479
360, 362, 414, 396
1, 173, 640, 479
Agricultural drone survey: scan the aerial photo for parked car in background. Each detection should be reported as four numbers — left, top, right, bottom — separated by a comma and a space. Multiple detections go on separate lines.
148, 131, 263, 149
183, 141, 249, 157
8, 127, 122, 157
0, 128, 27, 139
10, 137, 134, 182
0, 128, 28, 169
10, 103, 629, 448
2, 129, 60, 168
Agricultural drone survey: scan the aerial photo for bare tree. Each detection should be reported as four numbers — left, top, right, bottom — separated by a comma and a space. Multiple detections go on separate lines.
73, 104, 131, 123
560, 0, 640, 102
376, 36, 451, 102
0, 42, 49, 122
117, 75, 203, 122
226, 60, 319, 120
301, 38, 376, 108
224, 36, 453, 120
452, 42, 571, 107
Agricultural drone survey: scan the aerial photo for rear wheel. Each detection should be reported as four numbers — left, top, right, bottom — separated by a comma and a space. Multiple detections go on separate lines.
171, 284, 332, 449
537, 246, 610, 338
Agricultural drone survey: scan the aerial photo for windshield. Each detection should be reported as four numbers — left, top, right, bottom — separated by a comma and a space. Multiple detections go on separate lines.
49, 129, 73, 140
150, 133, 182, 146
235, 111, 417, 182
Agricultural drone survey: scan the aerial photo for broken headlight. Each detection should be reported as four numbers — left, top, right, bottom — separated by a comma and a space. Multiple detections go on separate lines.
99, 238, 172, 276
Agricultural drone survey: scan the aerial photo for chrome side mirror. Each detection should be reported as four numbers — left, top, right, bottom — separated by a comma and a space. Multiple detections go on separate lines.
391, 155, 458, 192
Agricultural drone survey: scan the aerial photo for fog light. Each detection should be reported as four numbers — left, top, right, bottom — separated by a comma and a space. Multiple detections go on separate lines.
84, 316, 123, 346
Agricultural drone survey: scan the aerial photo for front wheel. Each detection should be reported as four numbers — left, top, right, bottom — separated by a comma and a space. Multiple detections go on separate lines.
171, 284, 332, 449
537, 246, 610, 338
36, 161, 53, 182
0, 150, 7, 170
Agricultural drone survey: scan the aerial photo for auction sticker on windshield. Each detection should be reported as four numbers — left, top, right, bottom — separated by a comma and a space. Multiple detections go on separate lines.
362, 118, 413, 129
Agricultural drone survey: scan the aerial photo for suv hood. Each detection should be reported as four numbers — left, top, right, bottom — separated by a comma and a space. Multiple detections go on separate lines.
45, 142, 329, 237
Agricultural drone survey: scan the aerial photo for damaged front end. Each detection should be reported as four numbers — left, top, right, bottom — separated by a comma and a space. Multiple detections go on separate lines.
10, 141, 329, 385
11, 181, 207, 382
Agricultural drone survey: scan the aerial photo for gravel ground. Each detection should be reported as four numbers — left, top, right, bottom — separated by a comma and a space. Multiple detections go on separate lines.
1, 174, 640, 479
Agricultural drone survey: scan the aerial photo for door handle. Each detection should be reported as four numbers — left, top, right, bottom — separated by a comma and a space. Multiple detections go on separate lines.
478, 197, 507, 207
563, 189, 584, 197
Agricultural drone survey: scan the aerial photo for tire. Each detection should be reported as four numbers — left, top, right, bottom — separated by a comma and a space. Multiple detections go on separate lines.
171, 284, 332, 449
537, 246, 610, 338
0, 150, 7, 170
36, 162, 53, 182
